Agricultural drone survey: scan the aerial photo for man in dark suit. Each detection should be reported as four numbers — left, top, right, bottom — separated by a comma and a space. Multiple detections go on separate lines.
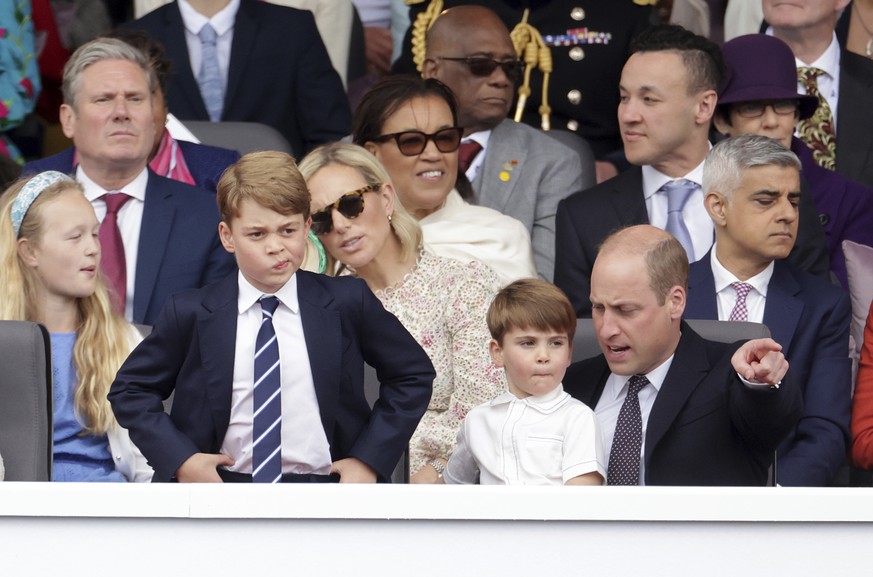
684, 134, 851, 486
421, 5, 587, 280
395, 0, 654, 182
25, 37, 235, 325
563, 224, 802, 486
765, 0, 873, 190
554, 25, 829, 317
128, 0, 351, 158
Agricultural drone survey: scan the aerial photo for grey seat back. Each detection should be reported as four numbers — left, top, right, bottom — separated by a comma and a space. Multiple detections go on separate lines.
0, 321, 52, 481
183, 121, 294, 155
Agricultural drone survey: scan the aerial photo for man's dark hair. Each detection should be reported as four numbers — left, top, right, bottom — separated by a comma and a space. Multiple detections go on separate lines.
631, 24, 725, 94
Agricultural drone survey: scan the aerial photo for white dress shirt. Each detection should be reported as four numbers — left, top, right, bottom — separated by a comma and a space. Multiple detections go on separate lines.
77, 166, 148, 322
221, 271, 332, 475
642, 160, 712, 262
461, 129, 492, 183
443, 384, 605, 485
595, 354, 674, 486
178, 0, 240, 94
710, 248, 774, 323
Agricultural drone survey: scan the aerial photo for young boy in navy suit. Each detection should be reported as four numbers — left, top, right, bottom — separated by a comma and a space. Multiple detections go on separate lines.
109, 151, 434, 483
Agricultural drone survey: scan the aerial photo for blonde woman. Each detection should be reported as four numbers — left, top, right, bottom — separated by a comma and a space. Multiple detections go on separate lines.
300, 143, 505, 483
0, 172, 151, 481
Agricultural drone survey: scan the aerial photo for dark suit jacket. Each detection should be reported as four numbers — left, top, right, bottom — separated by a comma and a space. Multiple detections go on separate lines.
685, 255, 852, 486
24, 150, 236, 325
554, 165, 831, 316
836, 11, 873, 190
128, 0, 351, 158
564, 323, 803, 486
176, 140, 239, 192
108, 271, 435, 482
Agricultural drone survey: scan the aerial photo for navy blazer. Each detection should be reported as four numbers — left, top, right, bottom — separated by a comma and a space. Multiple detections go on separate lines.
24, 150, 236, 325
109, 271, 435, 482
685, 254, 852, 486
128, 0, 351, 158
176, 140, 239, 192
564, 322, 803, 486
554, 165, 831, 316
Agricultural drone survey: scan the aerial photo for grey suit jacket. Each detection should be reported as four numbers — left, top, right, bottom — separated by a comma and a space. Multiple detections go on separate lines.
472, 119, 588, 281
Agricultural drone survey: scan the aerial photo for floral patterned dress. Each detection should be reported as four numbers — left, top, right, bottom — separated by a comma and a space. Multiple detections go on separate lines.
375, 250, 506, 475
1, 1, 40, 163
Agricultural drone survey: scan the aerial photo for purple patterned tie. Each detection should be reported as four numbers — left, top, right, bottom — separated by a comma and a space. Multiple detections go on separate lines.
797, 66, 836, 171
607, 374, 649, 485
728, 282, 753, 322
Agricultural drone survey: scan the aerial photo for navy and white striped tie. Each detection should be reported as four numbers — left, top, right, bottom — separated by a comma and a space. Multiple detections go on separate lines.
252, 296, 282, 483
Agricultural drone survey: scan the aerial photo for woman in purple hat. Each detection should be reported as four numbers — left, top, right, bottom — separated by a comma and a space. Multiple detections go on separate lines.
712, 33, 873, 291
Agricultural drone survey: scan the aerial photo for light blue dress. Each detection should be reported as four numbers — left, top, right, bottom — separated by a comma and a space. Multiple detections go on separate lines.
51, 333, 125, 482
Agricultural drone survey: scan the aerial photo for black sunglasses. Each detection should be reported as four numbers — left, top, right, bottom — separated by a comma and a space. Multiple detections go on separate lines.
371, 126, 464, 157
437, 56, 524, 82
310, 184, 381, 236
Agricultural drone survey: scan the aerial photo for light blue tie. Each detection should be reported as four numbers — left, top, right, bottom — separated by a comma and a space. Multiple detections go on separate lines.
661, 179, 698, 261
197, 23, 224, 122
252, 296, 282, 483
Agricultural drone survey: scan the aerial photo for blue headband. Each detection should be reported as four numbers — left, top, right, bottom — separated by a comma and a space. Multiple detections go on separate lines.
11, 171, 74, 237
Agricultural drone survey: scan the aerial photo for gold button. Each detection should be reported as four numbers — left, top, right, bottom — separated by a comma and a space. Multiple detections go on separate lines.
569, 46, 585, 61
567, 89, 582, 105
567, 119, 579, 131
571, 7, 586, 21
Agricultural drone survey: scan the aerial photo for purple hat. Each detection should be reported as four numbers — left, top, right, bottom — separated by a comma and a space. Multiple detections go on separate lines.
718, 34, 818, 120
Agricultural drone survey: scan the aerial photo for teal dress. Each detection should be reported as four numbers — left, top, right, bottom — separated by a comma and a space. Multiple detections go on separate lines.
51, 333, 125, 482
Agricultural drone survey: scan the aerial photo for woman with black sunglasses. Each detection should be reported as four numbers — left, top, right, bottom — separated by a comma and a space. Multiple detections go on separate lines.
351, 76, 536, 285
299, 142, 506, 484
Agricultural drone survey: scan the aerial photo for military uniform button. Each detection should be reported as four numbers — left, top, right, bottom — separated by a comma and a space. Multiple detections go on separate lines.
567, 89, 582, 105
567, 119, 579, 131
571, 7, 585, 21
569, 46, 585, 61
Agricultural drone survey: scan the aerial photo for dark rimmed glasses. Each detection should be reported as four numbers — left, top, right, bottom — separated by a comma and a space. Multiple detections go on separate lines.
371, 126, 464, 157
310, 183, 381, 235
733, 99, 799, 118
436, 56, 524, 83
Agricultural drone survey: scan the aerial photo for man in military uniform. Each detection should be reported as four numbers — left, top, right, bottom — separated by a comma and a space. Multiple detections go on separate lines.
394, 0, 656, 180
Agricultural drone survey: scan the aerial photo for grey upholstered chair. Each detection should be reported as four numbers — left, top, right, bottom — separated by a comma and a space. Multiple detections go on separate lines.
0, 321, 53, 481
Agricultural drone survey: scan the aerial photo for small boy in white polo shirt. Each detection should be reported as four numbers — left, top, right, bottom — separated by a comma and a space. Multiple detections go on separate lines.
442, 279, 605, 485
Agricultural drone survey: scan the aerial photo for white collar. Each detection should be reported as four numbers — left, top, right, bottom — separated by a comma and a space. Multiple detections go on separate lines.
77, 165, 149, 202
642, 157, 707, 200
178, 0, 240, 36
237, 269, 300, 315
490, 383, 572, 414
709, 247, 774, 298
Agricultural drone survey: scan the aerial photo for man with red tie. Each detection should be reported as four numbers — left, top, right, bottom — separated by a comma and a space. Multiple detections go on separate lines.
25, 37, 235, 324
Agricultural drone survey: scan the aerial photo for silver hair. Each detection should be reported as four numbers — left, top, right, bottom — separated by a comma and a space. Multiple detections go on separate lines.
703, 134, 801, 200
61, 37, 154, 107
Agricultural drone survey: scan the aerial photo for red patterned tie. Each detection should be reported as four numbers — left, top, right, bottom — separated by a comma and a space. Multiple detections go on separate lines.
458, 140, 483, 173
796, 67, 836, 171
99, 193, 131, 315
